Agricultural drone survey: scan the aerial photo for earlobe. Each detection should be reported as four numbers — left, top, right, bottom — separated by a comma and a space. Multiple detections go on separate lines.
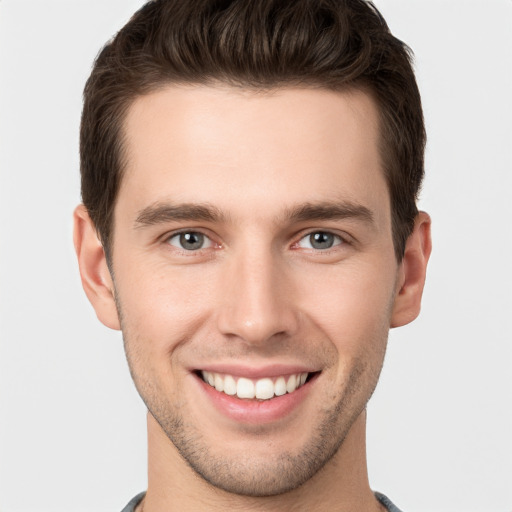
73, 205, 121, 330
390, 211, 432, 328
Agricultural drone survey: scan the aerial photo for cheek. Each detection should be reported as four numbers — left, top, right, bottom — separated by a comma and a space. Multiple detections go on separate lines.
304, 264, 393, 411
114, 261, 218, 355
115, 270, 205, 407
114, 246, 397, 364
298, 260, 396, 352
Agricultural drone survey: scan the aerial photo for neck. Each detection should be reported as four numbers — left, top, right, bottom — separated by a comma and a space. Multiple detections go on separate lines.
141, 410, 382, 512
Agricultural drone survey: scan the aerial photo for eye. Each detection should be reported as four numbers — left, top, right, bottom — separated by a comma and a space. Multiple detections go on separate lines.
167, 231, 213, 251
297, 231, 343, 250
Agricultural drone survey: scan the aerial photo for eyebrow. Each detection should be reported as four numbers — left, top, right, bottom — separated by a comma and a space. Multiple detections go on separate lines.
281, 201, 374, 225
134, 200, 374, 229
134, 202, 226, 228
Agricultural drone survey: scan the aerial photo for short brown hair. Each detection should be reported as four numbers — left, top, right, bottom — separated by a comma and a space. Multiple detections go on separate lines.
80, 0, 425, 260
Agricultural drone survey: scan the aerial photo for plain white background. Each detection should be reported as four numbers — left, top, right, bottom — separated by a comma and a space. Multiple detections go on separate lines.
0, 1, 511, 511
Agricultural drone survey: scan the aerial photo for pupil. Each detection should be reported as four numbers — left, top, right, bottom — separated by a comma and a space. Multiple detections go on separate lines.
310, 232, 333, 249
180, 232, 203, 250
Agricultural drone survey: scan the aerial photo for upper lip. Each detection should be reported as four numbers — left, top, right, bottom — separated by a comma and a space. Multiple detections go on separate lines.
192, 364, 318, 379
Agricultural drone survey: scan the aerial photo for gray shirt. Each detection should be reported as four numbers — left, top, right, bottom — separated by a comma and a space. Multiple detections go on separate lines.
121, 491, 404, 511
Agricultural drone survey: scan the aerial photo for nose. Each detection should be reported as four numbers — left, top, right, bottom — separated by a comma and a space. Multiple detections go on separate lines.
216, 247, 299, 346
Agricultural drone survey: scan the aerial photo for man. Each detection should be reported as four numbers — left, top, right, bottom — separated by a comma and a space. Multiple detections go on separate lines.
73, 0, 431, 510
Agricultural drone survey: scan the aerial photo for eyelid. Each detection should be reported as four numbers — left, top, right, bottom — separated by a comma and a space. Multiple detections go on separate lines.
163, 228, 219, 251
159, 227, 353, 253
292, 229, 353, 250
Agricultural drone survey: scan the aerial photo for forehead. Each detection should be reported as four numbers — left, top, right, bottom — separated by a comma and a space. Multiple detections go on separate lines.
118, 85, 389, 225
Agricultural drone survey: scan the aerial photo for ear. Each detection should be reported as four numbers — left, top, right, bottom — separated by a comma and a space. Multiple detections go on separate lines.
73, 205, 121, 330
391, 211, 432, 328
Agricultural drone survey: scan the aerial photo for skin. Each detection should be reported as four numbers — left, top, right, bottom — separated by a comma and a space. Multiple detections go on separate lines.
74, 85, 431, 512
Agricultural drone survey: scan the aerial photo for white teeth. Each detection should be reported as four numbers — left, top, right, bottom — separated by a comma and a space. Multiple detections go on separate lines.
274, 376, 287, 396
286, 374, 297, 393
224, 374, 237, 395
255, 378, 274, 400
237, 377, 255, 399
214, 373, 224, 392
200, 371, 310, 400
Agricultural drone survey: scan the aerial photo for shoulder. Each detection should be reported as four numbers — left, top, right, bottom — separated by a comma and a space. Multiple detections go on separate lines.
120, 492, 146, 512
375, 491, 404, 512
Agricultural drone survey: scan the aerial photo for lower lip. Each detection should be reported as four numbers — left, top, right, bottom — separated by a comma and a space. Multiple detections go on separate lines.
195, 374, 315, 424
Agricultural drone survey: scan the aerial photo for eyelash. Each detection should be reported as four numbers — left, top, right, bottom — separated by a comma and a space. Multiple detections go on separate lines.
293, 231, 346, 251
165, 230, 217, 252
164, 229, 350, 253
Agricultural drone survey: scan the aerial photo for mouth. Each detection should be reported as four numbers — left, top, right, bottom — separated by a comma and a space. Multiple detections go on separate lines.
197, 370, 318, 400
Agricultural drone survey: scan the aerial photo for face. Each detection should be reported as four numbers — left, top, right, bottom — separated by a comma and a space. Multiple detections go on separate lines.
105, 86, 402, 495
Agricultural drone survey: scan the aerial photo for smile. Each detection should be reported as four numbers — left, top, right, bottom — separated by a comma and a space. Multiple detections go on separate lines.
200, 371, 309, 400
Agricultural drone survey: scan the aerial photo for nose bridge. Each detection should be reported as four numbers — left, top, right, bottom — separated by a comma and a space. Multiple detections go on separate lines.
216, 241, 297, 345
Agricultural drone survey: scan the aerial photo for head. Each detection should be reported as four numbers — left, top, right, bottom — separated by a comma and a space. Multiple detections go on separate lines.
74, 0, 431, 501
